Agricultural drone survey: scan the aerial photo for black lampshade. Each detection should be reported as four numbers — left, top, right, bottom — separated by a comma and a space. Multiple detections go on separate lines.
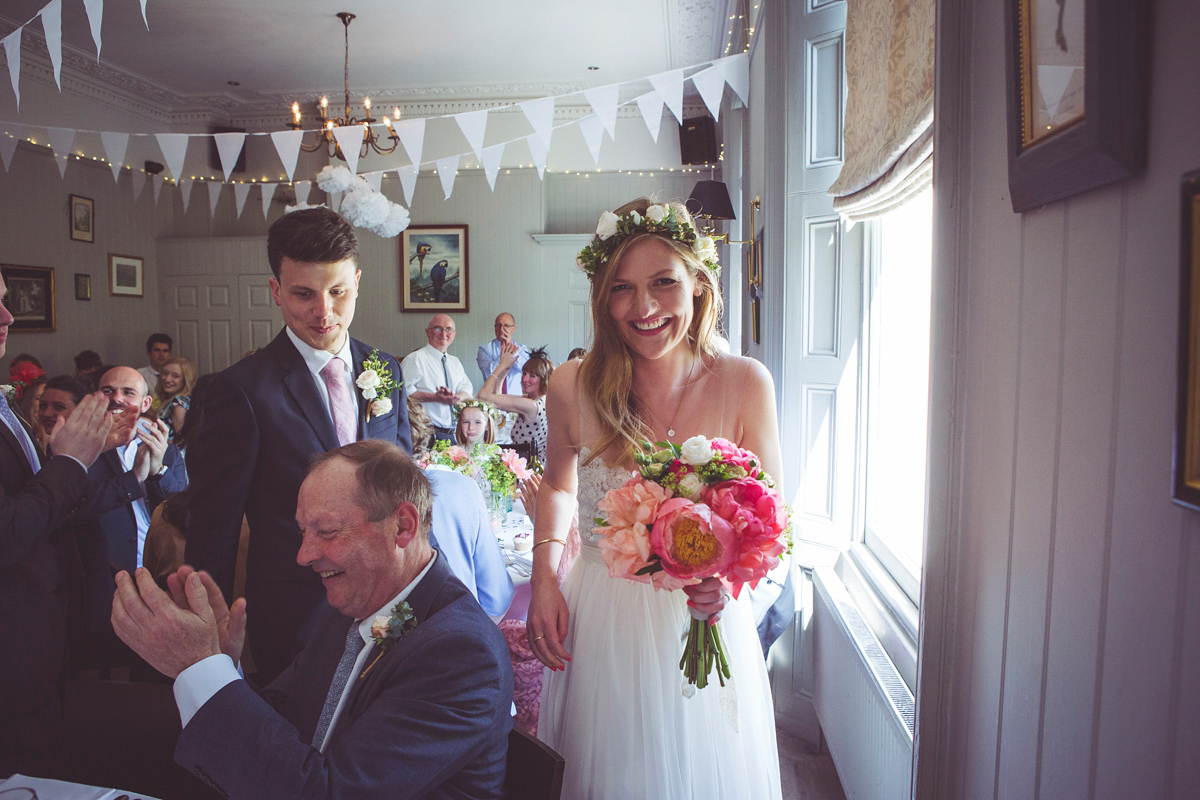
686, 180, 737, 220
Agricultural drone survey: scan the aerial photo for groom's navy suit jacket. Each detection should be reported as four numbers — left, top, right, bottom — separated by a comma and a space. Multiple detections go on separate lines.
175, 553, 513, 800
185, 330, 411, 681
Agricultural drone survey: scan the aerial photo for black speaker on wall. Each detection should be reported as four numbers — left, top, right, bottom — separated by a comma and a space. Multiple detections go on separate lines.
678, 116, 718, 165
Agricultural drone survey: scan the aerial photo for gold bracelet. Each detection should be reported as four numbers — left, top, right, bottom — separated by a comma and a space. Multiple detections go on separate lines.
532, 537, 567, 551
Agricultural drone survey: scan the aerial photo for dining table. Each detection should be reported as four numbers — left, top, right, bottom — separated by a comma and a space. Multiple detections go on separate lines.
494, 500, 534, 622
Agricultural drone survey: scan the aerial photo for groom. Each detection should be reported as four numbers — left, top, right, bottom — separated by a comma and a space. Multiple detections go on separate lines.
185, 207, 412, 683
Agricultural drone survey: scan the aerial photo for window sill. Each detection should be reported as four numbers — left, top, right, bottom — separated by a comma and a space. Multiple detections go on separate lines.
835, 543, 919, 691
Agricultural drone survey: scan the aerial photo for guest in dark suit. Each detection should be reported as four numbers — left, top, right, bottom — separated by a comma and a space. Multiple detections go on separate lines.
113, 440, 512, 800
185, 207, 411, 683
72, 367, 188, 643
0, 276, 116, 778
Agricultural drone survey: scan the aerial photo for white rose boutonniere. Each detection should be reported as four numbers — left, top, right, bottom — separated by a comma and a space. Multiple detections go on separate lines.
369, 397, 393, 418
358, 350, 402, 421
596, 210, 619, 240
645, 204, 668, 223
679, 435, 716, 466
356, 368, 381, 399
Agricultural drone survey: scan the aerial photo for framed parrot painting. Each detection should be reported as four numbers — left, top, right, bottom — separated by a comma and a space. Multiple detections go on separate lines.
400, 224, 469, 313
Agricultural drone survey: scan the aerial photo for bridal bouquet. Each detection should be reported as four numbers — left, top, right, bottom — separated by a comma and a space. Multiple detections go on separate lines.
594, 436, 790, 689
418, 440, 534, 498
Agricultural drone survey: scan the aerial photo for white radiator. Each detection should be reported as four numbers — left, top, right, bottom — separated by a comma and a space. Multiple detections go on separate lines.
812, 566, 915, 800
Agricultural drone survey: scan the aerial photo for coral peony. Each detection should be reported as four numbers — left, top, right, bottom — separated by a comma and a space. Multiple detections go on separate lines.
650, 497, 737, 581
595, 476, 671, 583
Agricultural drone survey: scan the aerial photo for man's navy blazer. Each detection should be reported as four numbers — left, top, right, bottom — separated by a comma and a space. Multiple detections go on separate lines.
175, 553, 513, 800
71, 442, 187, 633
184, 330, 411, 681
0, 420, 92, 775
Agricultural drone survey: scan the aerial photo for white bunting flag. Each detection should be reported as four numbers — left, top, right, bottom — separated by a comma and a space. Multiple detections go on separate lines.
294, 179, 312, 206
260, 183, 276, 217
46, 126, 74, 178
178, 178, 193, 214
233, 182, 251, 217
328, 191, 341, 213
716, 53, 750, 106
394, 118, 425, 169
526, 132, 549, 180
364, 171, 383, 193
213, 131, 246, 183
691, 66, 726, 121
40, 0, 63, 91
634, 91, 664, 143
156, 133, 190, 181
435, 155, 459, 200
577, 116, 604, 165
519, 97, 555, 142
481, 143, 504, 191
332, 125, 365, 176
2, 28, 21, 110
207, 181, 222, 216
83, 0, 103, 60
131, 166, 146, 201
100, 131, 128, 182
583, 85, 619, 139
139, 0, 149, 28
453, 109, 489, 162
270, 130, 303, 183
649, 69, 685, 124
0, 132, 17, 172
396, 165, 418, 206
151, 173, 163, 204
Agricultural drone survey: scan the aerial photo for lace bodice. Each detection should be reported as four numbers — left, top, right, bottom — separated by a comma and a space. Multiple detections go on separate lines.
576, 446, 635, 544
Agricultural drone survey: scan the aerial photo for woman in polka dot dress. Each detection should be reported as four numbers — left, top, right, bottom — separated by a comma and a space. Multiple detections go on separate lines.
478, 344, 552, 465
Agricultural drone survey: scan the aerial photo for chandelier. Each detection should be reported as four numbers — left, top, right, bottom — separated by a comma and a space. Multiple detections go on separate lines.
288, 12, 400, 161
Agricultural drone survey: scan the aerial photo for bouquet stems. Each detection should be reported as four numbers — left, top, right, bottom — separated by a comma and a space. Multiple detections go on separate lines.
679, 618, 731, 689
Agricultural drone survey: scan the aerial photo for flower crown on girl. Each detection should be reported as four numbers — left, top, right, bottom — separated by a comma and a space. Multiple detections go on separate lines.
575, 202, 720, 281
453, 397, 496, 422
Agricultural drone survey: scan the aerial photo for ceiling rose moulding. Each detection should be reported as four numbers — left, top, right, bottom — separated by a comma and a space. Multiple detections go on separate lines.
668, 0, 724, 66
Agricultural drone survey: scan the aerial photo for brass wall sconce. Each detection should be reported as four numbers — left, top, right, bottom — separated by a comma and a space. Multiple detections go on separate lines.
686, 180, 763, 343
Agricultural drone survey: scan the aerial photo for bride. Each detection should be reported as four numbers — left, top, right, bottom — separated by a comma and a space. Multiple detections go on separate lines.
527, 198, 783, 799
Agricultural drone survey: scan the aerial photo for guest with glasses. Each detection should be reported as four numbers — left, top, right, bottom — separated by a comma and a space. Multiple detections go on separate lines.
401, 315, 474, 442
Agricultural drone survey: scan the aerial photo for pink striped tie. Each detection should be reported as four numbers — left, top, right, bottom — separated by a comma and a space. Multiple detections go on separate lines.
320, 357, 356, 446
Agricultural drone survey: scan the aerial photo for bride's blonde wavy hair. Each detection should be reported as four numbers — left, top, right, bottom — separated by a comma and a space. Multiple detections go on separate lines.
579, 197, 724, 464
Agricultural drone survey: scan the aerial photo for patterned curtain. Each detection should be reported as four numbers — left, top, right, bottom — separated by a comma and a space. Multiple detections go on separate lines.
827, 0, 935, 221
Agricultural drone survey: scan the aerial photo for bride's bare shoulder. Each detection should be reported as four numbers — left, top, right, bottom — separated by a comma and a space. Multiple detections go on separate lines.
707, 352, 773, 387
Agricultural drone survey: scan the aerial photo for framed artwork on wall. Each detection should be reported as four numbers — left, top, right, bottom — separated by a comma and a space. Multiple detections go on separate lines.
1003, 0, 1149, 212
0, 265, 56, 332
108, 254, 144, 297
1174, 170, 1200, 511
69, 194, 94, 242
74, 273, 91, 300
400, 224, 469, 313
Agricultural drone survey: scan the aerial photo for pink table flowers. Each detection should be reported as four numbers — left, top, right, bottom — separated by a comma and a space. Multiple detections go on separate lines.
594, 435, 790, 689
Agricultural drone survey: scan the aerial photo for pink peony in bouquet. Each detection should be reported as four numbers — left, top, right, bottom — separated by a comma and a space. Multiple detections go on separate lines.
594, 435, 790, 689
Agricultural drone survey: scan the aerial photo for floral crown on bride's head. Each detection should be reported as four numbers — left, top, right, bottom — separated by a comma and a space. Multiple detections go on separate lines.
575, 203, 720, 281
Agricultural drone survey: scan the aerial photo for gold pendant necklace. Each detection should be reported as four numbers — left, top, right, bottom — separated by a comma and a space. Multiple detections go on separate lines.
661, 358, 698, 440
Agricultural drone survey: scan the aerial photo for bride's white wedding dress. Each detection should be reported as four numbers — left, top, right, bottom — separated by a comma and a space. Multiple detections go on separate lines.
538, 447, 783, 800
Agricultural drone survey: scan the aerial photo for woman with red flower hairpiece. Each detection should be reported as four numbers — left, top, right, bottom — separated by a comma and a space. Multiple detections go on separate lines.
527, 197, 784, 799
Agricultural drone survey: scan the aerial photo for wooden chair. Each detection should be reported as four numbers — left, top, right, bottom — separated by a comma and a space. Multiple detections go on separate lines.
500, 440, 534, 464
58, 678, 221, 799
503, 727, 565, 800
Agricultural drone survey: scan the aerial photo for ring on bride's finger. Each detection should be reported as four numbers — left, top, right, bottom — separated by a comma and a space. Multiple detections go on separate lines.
531, 634, 545, 642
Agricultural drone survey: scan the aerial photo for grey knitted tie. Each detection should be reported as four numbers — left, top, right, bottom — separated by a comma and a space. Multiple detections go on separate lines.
311, 620, 366, 751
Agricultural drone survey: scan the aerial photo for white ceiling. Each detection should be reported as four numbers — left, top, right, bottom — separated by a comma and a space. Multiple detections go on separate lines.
1, 0, 727, 118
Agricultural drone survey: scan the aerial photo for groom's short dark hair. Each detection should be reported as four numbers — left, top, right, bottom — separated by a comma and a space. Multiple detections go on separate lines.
267, 207, 359, 279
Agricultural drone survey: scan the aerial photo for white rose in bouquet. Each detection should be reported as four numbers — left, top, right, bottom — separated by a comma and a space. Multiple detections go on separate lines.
679, 435, 715, 466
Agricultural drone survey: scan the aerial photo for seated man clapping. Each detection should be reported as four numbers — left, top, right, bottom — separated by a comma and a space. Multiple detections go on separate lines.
112, 440, 513, 800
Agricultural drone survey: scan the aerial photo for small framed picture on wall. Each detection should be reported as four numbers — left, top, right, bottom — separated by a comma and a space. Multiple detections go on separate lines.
108, 254, 144, 297
75, 273, 91, 300
0, 264, 56, 332
400, 224, 469, 313
70, 194, 94, 243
